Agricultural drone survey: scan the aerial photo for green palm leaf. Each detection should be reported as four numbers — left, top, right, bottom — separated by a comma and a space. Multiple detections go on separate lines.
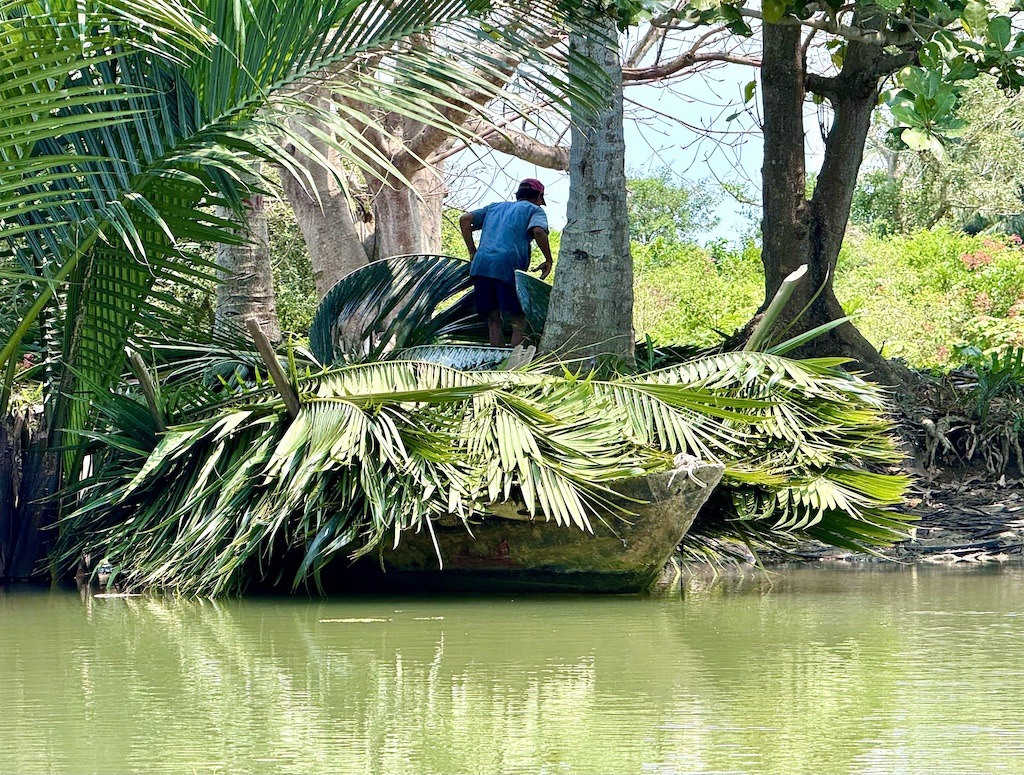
59, 344, 918, 596
1, 0, 602, 496
59, 360, 658, 594
308, 255, 551, 365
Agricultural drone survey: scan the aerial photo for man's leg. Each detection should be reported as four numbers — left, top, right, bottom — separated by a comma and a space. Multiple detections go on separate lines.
510, 315, 527, 347
487, 310, 505, 347
474, 277, 505, 347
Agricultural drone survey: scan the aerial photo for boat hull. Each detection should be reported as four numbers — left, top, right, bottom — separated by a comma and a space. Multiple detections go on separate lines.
366, 461, 725, 594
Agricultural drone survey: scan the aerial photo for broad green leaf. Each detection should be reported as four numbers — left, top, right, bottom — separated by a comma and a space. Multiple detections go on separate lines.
761, 0, 788, 23
961, 0, 990, 36
890, 100, 925, 128
988, 15, 1011, 49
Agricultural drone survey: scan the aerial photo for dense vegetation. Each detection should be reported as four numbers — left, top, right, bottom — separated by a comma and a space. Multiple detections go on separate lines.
250, 195, 1024, 375
9, 0, 1024, 593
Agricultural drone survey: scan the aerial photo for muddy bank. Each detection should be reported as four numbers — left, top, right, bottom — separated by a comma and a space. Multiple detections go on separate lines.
761, 470, 1024, 567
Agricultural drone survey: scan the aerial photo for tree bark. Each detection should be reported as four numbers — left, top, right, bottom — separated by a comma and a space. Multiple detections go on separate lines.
758, 19, 914, 383
214, 189, 282, 342
369, 175, 425, 260
281, 142, 370, 299
281, 89, 371, 299
539, 16, 634, 367
760, 22, 810, 302
414, 164, 447, 254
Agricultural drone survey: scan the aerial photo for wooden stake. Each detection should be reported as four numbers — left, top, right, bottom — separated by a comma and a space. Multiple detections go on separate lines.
246, 319, 300, 419
127, 349, 166, 432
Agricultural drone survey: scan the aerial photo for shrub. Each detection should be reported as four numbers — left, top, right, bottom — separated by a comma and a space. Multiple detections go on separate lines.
835, 228, 1024, 369
633, 239, 763, 347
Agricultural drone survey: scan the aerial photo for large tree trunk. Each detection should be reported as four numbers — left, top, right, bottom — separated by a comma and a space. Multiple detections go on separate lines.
281, 92, 371, 299
0, 411, 58, 583
369, 175, 425, 260
540, 16, 634, 366
414, 165, 447, 254
214, 190, 282, 342
760, 23, 810, 299
281, 150, 370, 300
758, 20, 910, 384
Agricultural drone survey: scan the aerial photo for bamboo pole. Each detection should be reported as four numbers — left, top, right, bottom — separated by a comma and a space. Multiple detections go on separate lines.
744, 264, 808, 352
246, 319, 300, 419
127, 349, 166, 432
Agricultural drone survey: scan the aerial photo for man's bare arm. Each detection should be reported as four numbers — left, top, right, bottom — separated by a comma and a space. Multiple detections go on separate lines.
459, 212, 477, 258
530, 226, 553, 280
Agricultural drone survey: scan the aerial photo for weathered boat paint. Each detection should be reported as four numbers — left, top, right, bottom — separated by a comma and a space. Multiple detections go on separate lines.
364, 461, 725, 593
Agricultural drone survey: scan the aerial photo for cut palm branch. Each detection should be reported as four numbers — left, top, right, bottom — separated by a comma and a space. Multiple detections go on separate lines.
308, 254, 550, 365
59, 361, 662, 594
59, 346, 913, 595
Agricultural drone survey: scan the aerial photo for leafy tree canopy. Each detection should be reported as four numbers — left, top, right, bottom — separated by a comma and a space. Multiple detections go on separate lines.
659, 0, 1024, 157
854, 79, 1024, 236
627, 167, 721, 244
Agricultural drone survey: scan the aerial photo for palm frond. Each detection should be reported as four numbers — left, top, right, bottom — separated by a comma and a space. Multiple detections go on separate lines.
622, 352, 912, 551
58, 360, 660, 594
59, 344, 918, 596
309, 255, 550, 365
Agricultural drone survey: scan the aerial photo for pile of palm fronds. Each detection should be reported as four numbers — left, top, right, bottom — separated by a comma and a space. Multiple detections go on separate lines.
58, 347, 912, 595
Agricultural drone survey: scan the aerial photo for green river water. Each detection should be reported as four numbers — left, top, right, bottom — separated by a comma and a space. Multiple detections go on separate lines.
3, 565, 1024, 774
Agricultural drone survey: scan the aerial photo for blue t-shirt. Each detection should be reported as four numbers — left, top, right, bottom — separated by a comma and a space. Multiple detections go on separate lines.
468, 200, 548, 285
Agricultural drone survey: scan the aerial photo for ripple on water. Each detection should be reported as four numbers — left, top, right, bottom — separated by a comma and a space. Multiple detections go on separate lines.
2, 567, 1024, 774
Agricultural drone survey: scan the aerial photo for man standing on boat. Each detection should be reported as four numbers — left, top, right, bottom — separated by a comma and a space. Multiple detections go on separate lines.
459, 178, 553, 348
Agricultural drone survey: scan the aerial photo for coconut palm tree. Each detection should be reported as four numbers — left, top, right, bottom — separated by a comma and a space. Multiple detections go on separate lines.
0, 0, 604, 578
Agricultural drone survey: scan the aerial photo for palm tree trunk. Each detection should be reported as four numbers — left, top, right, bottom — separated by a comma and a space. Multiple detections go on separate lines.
215, 186, 282, 341
539, 15, 634, 366
0, 411, 58, 582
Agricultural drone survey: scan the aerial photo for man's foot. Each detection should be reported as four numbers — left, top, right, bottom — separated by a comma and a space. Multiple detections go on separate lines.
505, 344, 536, 370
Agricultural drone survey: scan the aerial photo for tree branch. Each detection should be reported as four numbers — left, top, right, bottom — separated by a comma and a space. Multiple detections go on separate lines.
807, 49, 918, 100
653, 4, 930, 47
398, 47, 523, 171
624, 26, 758, 82
624, 50, 761, 82
467, 119, 569, 168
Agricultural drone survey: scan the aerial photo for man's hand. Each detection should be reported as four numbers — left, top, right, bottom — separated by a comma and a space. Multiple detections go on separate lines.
532, 260, 552, 280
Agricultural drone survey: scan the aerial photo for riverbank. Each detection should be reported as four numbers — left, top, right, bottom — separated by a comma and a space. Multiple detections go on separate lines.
760, 467, 1024, 567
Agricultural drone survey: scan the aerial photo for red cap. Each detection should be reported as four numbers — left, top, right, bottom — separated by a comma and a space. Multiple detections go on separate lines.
517, 178, 546, 204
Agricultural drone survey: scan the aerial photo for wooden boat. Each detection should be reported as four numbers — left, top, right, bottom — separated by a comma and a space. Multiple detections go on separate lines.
361, 459, 725, 594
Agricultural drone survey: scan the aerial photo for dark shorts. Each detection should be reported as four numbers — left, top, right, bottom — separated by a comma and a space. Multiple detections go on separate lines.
472, 276, 523, 317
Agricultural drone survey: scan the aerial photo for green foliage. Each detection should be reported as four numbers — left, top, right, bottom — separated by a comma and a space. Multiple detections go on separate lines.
633, 239, 764, 347
850, 169, 905, 238
2, 0, 609, 503
888, 65, 965, 159
61, 347, 912, 594
156, 197, 318, 338
855, 80, 1024, 236
267, 200, 318, 336
833, 228, 1024, 369
60, 362, 664, 594
626, 168, 721, 245
957, 346, 1024, 425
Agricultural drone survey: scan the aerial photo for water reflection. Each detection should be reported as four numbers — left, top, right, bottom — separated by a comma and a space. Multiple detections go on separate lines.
3, 566, 1024, 774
